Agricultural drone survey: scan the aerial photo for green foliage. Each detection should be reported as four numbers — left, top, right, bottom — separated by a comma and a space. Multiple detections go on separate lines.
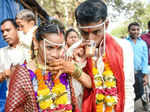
36, 0, 85, 27
111, 2, 150, 38
36, 0, 150, 36
111, 22, 128, 38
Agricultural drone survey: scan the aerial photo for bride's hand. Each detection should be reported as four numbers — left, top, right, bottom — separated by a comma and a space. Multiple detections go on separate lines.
47, 59, 75, 77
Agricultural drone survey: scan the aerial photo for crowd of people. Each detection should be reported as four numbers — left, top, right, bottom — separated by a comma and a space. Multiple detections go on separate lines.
0, 0, 150, 112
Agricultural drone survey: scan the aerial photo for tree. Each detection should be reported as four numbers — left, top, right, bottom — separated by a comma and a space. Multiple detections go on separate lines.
36, 0, 84, 27
36, 0, 150, 34
111, 2, 150, 38
36, 0, 130, 26
111, 21, 128, 38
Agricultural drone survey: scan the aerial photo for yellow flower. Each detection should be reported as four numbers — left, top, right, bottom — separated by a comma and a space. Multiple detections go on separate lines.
111, 81, 116, 87
38, 88, 50, 96
55, 94, 68, 105
96, 94, 105, 102
39, 99, 52, 109
104, 81, 116, 88
52, 83, 66, 95
92, 67, 99, 75
102, 70, 113, 77
95, 80, 103, 87
105, 96, 117, 106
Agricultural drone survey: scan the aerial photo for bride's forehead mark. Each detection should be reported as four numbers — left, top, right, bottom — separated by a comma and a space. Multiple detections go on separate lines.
88, 28, 91, 33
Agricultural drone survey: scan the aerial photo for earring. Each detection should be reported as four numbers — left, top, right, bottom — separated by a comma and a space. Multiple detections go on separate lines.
34, 50, 38, 56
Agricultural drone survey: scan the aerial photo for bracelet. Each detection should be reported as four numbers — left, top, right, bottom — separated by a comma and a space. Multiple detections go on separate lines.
72, 63, 82, 79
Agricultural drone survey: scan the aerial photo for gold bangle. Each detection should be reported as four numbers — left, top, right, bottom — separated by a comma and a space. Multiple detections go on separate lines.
72, 63, 82, 79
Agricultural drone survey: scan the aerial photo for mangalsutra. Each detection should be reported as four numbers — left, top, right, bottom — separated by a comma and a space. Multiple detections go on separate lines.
35, 58, 46, 74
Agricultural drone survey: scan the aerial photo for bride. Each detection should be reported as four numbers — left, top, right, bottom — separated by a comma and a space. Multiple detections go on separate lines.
5, 20, 91, 112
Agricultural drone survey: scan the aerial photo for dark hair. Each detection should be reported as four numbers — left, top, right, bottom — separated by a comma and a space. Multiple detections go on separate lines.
88, 0, 102, 2
32, 19, 65, 59
75, 0, 107, 25
36, 19, 65, 42
1, 18, 18, 28
65, 28, 79, 40
148, 21, 150, 29
128, 22, 140, 31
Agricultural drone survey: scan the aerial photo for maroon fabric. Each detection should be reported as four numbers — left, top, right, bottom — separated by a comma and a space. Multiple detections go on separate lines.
5, 66, 39, 112
141, 32, 150, 64
82, 34, 125, 112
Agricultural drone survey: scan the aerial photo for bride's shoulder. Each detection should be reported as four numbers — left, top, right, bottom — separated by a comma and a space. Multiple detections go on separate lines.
26, 59, 37, 71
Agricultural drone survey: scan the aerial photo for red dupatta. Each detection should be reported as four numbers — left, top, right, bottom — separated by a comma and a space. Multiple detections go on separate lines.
82, 33, 125, 112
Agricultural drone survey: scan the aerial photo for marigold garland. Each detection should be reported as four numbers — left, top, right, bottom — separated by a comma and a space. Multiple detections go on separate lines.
32, 68, 72, 111
93, 56, 117, 112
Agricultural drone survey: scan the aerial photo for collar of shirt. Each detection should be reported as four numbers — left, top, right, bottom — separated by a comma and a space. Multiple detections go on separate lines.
126, 36, 142, 41
7, 42, 24, 49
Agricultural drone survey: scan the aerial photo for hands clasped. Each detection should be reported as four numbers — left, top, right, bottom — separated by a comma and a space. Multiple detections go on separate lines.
47, 59, 75, 78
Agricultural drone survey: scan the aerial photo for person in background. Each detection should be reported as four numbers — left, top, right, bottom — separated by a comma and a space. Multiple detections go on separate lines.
141, 20, 150, 111
74, 0, 135, 112
0, 19, 26, 112
16, 9, 37, 62
65, 28, 86, 111
65, 28, 80, 48
141, 21, 150, 66
126, 22, 149, 111
65, 28, 85, 63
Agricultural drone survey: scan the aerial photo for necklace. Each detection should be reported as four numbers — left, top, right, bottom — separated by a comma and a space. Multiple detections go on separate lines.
34, 57, 46, 74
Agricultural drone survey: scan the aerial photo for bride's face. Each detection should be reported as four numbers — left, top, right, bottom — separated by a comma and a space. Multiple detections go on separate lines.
38, 33, 65, 63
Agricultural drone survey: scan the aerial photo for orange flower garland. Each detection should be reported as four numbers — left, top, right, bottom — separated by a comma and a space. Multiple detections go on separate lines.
35, 68, 48, 90
92, 56, 117, 112
35, 69, 52, 110
33, 68, 72, 111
